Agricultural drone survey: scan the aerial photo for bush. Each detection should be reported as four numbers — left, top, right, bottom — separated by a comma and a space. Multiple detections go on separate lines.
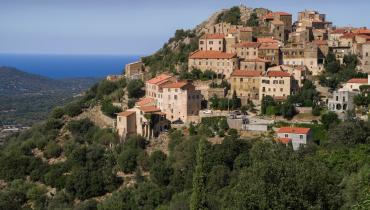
44, 141, 62, 159
101, 99, 122, 118
97, 80, 118, 98
50, 107, 65, 119
65, 102, 83, 117
127, 79, 144, 98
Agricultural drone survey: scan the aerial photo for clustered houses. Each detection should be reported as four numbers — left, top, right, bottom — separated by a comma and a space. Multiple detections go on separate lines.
116, 7, 370, 148
117, 73, 202, 140
328, 28, 370, 71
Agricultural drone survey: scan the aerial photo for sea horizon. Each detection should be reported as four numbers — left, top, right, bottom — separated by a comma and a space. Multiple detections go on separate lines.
0, 53, 143, 79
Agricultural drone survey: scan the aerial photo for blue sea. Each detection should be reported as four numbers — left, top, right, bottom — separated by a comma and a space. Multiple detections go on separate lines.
0, 53, 142, 79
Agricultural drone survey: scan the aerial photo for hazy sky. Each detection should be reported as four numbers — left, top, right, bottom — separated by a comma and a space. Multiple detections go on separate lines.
1, 0, 369, 55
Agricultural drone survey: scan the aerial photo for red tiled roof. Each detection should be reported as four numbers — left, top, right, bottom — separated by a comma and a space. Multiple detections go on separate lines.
136, 98, 155, 107
201, 34, 225, 39
189, 50, 237, 59
331, 29, 346, 34
266, 71, 291, 77
231, 70, 262, 77
352, 29, 370, 35
233, 42, 260, 48
138, 106, 161, 113
340, 33, 356, 39
347, 78, 368, 84
146, 74, 173, 85
277, 137, 292, 144
277, 127, 311, 134
117, 111, 135, 117
259, 43, 280, 50
162, 81, 188, 89
229, 28, 238, 34
257, 37, 278, 43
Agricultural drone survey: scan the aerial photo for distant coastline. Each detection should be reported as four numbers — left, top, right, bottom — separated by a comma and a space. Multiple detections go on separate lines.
0, 53, 142, 79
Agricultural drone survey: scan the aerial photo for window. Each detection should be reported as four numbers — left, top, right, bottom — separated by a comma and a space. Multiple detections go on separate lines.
209, 41, 213, 45
300, 135, 303, 139
240, 78, 243, 82
285, 134, 288, 138
366, 52, 369, 57
280, 88, 283, 92
200, 41, 204, 44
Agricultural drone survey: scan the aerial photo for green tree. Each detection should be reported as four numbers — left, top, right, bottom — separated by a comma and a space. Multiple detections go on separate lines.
261, 96, 275, 114
246, 12, 259, 27
127, 79, 144, 98
321, 111, 340, 129
190, 139, 208, 210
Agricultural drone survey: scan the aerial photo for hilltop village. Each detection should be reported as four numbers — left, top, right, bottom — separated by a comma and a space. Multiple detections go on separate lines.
107, 7, 370, 150
2, 5, 370, 210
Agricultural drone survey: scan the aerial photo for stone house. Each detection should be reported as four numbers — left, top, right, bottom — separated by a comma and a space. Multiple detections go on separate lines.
281, 43, 320, 75
199, 34, 225, 51
258, 42, 281, 65
240, 58, 270, 71
327, 89, 357, 113
277, 127, 312, 150
230, 42, 260, 60
161, 81, 202, 123
259, 70, 293, 100
229, 70, 262, 103
125, 61, 145, 80
145, 73, 176, 108
116, 106, 169, 140
188, 50, 238, 78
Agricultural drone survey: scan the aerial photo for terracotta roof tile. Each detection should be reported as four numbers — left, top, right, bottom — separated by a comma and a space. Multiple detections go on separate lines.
201, 34, 225, 39
277, 127, 311, 134
233, 42, 260, 48
231, 70, 262, 77
117, 111, 135, 117
146, 74, 173, 85
259, 43, 280, 50
138, 106, 161, 113
189, 50, 237, 59
136, 98, 155, 107
347, 78, 368, 84
162, 81, 188, 89
257, 37, 279, 43
266, 71, 291, 77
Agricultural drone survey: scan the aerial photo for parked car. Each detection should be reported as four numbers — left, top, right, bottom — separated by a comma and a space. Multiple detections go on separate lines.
202, 109, 213, 114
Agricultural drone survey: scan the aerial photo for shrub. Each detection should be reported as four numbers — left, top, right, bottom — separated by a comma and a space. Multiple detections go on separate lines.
65, 102, 83, 117
101, 99, 122, 118
127, 79, 144, 98
44, 141, 62, 159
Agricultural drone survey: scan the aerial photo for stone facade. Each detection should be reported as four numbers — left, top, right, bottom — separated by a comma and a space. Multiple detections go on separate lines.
199, 34, 225, 51
161, 82, 202, 123
188, 50, 238, 78
230, 70, 262, 101
125, 61, 145, 80
327, 90, 357, 113
260, 70, 293, 100
229, 42, 260, 60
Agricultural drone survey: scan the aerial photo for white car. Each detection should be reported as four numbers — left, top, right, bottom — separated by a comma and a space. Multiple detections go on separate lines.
202, 110, 213, 114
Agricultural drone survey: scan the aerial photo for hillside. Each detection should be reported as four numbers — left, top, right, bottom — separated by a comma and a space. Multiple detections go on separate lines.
0, 67, 99, 125
0, 5, 370, 210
